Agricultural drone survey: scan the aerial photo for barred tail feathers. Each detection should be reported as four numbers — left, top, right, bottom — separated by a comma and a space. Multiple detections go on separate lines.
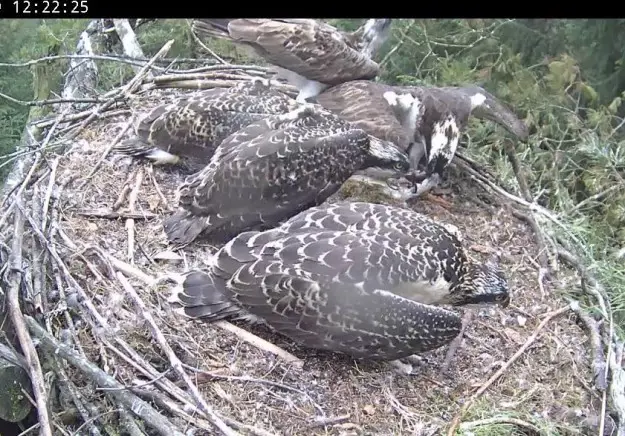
192, 19, 236, 40
168, 270, 244, 321
113, 138, 181, 165
162, 210, 208, 245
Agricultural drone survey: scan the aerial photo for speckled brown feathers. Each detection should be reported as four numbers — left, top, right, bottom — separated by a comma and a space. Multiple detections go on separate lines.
274, 201, 510, 308
313, 80, 419, 152
168, 201, 510, 360
170, 227, 466, 360
314, 80, 528, 195
113, 79, 299, 171
162, 105, 411, 246
191, 19, 383, 86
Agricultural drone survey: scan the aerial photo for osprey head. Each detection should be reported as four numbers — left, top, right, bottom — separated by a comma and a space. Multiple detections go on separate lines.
363, 137, 411, 178
443, 253, 511, 308
463, 85, 529, 141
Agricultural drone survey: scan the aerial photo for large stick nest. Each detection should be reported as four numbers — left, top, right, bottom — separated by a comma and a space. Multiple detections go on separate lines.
0, 63, 613, 435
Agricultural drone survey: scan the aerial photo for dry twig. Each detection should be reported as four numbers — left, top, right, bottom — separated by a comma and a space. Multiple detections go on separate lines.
5, 206, 53, 436
116, 272, 239, 436
76, 209, 158, 220
446, 303, 573, 435
458, 416, 541, 433
25, 316, 185, 436
107, 256, 304, 366
126, 169, 144, 264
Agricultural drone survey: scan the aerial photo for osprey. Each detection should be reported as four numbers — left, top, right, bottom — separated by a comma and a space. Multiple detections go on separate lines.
313, 80, 528, 199
113, 79, 299, 172
311, 80, 424, 200
162, 104, 411, 245
395, 84, 529, 197
191, 19, 392, 102
167, 201, 510, 364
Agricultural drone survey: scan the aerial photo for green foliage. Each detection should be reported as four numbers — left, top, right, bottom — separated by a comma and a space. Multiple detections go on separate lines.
0, 19, 85, 180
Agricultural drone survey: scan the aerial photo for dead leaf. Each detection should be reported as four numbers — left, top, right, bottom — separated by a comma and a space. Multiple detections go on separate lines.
470, 244, 496, 254
362, 404, 375, 415
503, 328, 524, 345
153, 250, 183, 263
147, 197, 160, 211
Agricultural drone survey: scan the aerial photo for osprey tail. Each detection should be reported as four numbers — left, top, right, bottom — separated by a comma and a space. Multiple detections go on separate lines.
168, 270, 245, 321
192, 19, 237, 41
113, 138, 181, 165
162, 210, 208, 245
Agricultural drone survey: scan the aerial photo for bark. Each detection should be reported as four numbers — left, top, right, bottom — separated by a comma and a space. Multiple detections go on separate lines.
1, 58, 56, 201
2, 20, 105, 200
113, 19, 149, 76
0, 343, 32, 422
59, 19, 103, 113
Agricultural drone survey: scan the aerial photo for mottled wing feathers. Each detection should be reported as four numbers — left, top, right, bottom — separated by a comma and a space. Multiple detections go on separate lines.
118, 81, 297, 169
213, 229, 462, 358
234, 272, 461, 358
278, 201, 468, 284
193, 19, 380, 85
179, 129, 370, 222
315, 81, 413, 151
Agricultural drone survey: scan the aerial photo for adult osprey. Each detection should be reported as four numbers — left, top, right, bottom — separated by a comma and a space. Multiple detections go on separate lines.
113, 79, 299, 172
191, 19, 393, 102
312, 80, 529, 199
167, 201, 510, 365
395, 84, 529, 196
162, 104, 411, 245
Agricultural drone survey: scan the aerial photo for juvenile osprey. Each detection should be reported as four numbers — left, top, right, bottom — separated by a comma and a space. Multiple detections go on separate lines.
311, 80, 424, 200
191, 19, 393, 102
167, 201, 510, 364
113, 79, 299, 171
162, 104, 411, 245
313, 80, 529, 199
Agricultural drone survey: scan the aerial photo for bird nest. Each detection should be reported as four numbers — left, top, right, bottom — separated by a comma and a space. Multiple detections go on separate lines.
0, 66, 607, 436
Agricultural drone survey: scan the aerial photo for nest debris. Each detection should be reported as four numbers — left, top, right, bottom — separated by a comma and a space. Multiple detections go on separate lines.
0, 60, 621, 436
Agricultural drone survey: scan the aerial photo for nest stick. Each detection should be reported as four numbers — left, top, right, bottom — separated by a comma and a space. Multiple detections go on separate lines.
440, 311, 473, 375
213, 320, 304, 368
126, 169, 143, 265
116, 272, 239, 436
107, 253, 304, 366
24, 316, 185, 436
504, 142, 552, 276
33, 108, 129, 129
76, 210, 158, 220
446, 304, 573, 435
5, 206, 53, 436
40, 157, 59, 232
18, 204, 113, 331
53, 361, 103, 436
104, 252, 156, 286
456, 159, 586, 251
113, 171, 135, 210
132, 386, 276, 436
119, 408, 147, 436
105, 340, 201, 412
65, 40, 172, 145
145, 165, 169, 209
570, 305, 608, 391
77, 120, 134, 189
123, 40, 175, 96
459, 416, 541, 432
